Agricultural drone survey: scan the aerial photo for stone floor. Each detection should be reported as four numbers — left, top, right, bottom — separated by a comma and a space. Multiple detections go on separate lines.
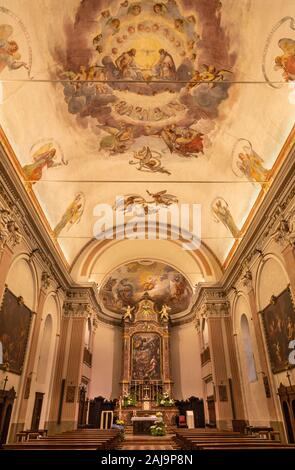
117, 433, 179, 450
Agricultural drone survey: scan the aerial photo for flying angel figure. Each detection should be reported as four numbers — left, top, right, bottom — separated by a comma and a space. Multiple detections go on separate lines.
188, 64, 232, 89
53, 193, 85, 238
0, 24, 30, 74
146, 190, 178, 206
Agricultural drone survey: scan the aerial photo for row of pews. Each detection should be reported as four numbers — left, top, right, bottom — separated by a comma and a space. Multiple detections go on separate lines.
3, 429, 120, 450
174, 428, 295, 450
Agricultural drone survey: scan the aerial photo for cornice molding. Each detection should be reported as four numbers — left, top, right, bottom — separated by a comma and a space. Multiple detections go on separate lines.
0, 206, 22, 252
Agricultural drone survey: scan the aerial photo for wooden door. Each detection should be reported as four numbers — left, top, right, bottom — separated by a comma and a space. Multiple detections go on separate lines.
31, 392, 44, 430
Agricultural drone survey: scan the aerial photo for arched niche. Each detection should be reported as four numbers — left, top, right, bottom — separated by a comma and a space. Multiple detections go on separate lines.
6, 256, 37, 310
240, 314, 258, 383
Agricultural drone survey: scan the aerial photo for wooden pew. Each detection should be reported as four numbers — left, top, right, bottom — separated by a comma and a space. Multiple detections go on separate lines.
4, 429, 120, 451
174, 428, 295, 451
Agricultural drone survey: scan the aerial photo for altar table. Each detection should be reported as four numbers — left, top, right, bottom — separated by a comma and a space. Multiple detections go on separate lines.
131, 416, 156, 435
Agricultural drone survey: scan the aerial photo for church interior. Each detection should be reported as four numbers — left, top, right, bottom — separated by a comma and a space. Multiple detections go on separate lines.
0, 0, 295, 452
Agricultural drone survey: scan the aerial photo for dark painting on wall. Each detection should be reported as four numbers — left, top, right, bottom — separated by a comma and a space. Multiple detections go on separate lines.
0, 288, 32, 374
261, 287, 295, 374
131, 333, 161, 380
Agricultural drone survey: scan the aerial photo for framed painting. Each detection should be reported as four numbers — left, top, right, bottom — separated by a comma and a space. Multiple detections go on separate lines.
131, 332, 162, 380
261, 286, 295, 374
0, 288, 32, 374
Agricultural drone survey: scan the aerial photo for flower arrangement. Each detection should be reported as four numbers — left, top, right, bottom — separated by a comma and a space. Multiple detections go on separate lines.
122, 393, 137, 407
150, 412, 166, 436
156, 391, 175, 407
116, 419, 125, 426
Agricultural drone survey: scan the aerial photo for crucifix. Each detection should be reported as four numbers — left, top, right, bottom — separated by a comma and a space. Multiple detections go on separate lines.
143, 384, 150, 400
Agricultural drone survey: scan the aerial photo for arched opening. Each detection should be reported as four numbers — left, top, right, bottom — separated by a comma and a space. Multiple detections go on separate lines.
240, 314, 257, 383
282, 401, 295, 443
36, 315, 53, 384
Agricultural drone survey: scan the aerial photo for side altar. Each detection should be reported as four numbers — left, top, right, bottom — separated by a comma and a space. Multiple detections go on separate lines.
117, 293, 178, 426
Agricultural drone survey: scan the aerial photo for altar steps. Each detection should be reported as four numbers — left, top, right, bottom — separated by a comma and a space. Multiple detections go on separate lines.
116, 434, 180, 450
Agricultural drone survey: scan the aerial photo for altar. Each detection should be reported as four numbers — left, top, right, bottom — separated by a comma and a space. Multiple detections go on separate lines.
131, 416, 156, 435
117, 293, 176, 428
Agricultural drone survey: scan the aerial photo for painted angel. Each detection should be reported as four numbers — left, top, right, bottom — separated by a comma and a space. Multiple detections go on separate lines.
146, 190, 178, 207
211, 198, 240, 239
187, 64, 232, 89
53, 193, 85, 238
22, 143, 66, 185
129, 146, 171, 175
99, 126, 134, 154
0, 24, 29, 74
274, 38, 295, 82
237, 149, 269, 191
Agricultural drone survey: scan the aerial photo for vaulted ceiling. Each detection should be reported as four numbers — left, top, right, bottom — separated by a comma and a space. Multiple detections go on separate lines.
0, 0, 294, 289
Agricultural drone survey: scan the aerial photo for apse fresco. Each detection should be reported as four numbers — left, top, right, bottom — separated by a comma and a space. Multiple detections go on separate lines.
54, 0, 235, 160
100, 260, 192, 314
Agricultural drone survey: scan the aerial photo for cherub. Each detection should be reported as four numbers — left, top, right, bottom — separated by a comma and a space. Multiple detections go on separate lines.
159, 304, 171, 321
129, 146, 171, 175
0, 24, 30, 74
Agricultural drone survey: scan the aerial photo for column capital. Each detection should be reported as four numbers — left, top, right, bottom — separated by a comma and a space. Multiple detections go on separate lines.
63, 288, 97, 318
200, 301, 230, 319
195, 287, 229, 319
63, 301, 93, 318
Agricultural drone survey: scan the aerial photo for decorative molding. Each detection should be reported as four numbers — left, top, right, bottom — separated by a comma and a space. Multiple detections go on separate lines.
273, 207, 295, 248
193, 286, 230, 321
0, 207, 22, 251
194, 317, 201, 333
41, 271, 51, 292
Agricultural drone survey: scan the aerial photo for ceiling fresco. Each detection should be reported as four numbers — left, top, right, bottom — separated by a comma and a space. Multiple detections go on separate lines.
0, 0, 294, 273
100, 260, 192, 315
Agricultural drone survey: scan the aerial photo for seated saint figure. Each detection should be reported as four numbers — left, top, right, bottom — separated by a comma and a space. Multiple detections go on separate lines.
115, 48, 142, 79
154, 49, 176, 80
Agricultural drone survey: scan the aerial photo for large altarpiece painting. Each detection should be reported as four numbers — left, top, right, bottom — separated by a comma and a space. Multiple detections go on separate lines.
261, 287, 295, 374
131, 333, 161, 381
0, 288, 32, 374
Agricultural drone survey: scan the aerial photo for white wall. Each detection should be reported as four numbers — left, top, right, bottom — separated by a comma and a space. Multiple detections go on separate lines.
234, 294, 269, 424
170, 324, 203, 399
89, 323, 122, 399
